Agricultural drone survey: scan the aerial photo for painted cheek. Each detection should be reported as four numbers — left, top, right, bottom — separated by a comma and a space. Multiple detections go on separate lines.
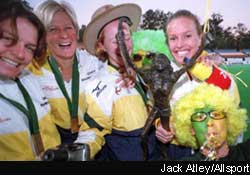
192, 117, 209, 147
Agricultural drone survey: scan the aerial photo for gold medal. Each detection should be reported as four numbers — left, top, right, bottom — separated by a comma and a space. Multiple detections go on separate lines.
71, 117, 80, 133
32, 133, 44, 156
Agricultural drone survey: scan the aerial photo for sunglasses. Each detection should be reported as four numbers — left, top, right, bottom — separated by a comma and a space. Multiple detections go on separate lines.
191, 111, 226, 122
133, 52, 155, 62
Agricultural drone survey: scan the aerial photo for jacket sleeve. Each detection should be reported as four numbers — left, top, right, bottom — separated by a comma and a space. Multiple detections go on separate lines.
75, 92, 112, 160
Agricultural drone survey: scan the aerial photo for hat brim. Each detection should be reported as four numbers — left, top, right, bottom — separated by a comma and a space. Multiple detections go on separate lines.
83, 3, 142, 55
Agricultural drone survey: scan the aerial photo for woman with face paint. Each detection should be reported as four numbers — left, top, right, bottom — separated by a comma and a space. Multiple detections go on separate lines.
155, 9, 241, 160
171, 83, 248, 160
0, 0, 60, 160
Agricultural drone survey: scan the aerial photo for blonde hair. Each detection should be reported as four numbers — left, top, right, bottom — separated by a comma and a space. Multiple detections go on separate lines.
172, 83, 248, 149
34, 0, 79, 35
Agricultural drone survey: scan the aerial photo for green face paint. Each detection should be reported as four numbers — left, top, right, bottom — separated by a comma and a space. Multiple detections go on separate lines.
191, 107, 213, 147
191, 107, 226, 147
192, 117, 209, 146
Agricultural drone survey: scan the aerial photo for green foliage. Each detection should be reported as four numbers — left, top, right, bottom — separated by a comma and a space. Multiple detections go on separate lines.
139, 9, 250, 50
78, 25, 86, 42
140, 9, 172, 30
202, 13, 250, 50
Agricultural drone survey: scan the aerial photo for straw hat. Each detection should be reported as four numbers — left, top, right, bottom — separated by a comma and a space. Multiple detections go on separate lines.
83, 3, 142, 55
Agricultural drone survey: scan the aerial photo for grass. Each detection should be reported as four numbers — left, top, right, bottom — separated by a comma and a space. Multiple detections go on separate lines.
221, 64, 250, 140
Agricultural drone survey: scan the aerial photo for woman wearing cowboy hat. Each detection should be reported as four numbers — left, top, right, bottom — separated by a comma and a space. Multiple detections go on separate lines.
83, 3, 161, 161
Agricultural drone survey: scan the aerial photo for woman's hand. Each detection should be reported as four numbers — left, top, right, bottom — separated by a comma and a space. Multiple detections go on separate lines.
116, 67, 136, 88
155, 122, 175, 144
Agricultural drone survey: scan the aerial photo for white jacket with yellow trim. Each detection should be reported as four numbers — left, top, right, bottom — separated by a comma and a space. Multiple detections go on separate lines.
170, 61, 240, 109
31, 50, 104, 129
29, 49, 105, 159
84, 62, 149, 134
0, 70, 60, 160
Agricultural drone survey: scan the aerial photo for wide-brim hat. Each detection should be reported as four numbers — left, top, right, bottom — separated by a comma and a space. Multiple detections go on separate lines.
83, 3, 142, 55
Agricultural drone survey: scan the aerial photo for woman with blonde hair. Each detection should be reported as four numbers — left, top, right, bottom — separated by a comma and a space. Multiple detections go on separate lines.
30, 0, 108, 159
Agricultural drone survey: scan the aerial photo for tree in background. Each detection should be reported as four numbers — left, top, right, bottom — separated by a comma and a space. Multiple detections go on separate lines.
223, 26, 236, 49
77, 24, 86, 50
78, 24, 86, 43
140, 9, 172, 30
204, 13, 224, 50
139, 9, 250, 50
233, 23, 250, 50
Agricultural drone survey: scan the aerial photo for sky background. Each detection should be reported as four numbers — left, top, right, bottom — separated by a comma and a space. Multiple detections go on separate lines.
27, 0, 250, 30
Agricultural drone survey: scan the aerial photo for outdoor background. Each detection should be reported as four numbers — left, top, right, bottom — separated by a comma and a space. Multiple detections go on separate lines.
26, 0, 250, 139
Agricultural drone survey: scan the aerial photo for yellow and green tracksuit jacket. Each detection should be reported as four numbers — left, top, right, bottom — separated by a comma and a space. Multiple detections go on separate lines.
83, 63, 160, 160
28, 49, 105, 159
0, 70, 60, 160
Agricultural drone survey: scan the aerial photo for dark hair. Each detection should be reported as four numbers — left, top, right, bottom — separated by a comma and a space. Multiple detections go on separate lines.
164, 9, 202, 36
0, 0, 46, 59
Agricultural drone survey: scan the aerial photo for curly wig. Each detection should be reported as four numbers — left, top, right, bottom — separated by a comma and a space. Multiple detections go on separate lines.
172, 83, 248, 149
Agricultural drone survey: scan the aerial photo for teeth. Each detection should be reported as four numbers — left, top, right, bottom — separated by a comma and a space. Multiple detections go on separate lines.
177, 51, 188, 57
59, 42, 71, 46
1, 57, 18, 67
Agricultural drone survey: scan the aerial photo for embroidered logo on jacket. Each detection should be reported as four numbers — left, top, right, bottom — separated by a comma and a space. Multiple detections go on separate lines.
87, 70, 95, 75
0, 117, 11, 123
40, 96, 49, 107
42, 86, 59, 91
81, 76, 91, 82
92, 81, 107, 97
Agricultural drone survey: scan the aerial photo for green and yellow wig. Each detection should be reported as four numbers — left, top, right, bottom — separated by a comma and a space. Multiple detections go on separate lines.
132, 29, 173, 67
172, 83, 248, 149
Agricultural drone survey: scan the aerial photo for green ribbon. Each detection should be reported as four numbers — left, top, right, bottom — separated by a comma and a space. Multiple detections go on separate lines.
0, 78, 39, 134
48, 54, 79, 120
134, 75, 148, 105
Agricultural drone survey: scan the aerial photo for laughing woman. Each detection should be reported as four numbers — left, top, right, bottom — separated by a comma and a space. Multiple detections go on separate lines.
0, 1, 60, 160
29, 0, 109, 159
